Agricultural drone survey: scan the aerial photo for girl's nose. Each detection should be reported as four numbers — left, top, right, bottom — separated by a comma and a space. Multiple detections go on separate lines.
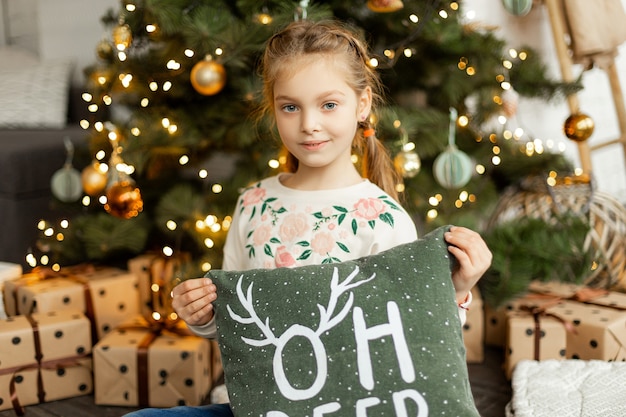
300, 110, 320, 134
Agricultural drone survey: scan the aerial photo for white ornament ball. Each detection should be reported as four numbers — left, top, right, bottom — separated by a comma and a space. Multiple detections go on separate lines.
51, 166, 83, 202
433, 146, 473, 189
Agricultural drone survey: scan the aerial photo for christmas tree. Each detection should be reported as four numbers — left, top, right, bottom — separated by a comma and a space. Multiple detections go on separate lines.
36, 0, 580, 278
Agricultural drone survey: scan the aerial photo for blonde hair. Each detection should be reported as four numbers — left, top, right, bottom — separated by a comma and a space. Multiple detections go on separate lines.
257, 19, 402, 201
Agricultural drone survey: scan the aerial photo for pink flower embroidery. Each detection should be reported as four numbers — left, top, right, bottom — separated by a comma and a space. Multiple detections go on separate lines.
279, 213, 309, 242
252, 224, 272, 246
275, 246, 297, 268
311, 232, 335, 255
242, 187, 266, 206
353, 198, 386, 221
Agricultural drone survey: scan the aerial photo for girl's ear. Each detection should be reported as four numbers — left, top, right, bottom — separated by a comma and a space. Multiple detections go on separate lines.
358, 86, 373, 121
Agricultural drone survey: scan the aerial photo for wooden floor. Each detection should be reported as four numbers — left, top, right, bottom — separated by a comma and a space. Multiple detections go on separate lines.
1, 347, 511, 417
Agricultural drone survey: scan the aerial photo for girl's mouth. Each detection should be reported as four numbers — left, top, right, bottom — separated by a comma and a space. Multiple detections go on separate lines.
301, 141, 328, 150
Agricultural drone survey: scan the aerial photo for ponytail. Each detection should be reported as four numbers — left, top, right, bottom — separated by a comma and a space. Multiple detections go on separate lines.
357, 121, 402, 202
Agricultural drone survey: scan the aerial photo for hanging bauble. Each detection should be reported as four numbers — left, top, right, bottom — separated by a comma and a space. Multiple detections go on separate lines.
367, 0, 404, 13
81, 162, 108, 196
51, 138, 82, 202
501, 87, 519, 118
104, 180, 143, 219
563, 113, 595, 142
51, 165, 82, 202
190, 57, 226, 96
502, 0, 533, 16
433, 146, 473, 189
434, 107, 473, 189
394, 149, 421, 178
96, 38, 114, 61
112, 23, 132, 51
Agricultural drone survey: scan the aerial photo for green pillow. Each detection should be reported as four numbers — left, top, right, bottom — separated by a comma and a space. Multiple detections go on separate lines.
209, 225, 479, 416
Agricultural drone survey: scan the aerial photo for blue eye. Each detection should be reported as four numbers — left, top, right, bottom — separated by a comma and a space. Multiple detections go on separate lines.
282, 104, 298, 113
323, 103, 337, 110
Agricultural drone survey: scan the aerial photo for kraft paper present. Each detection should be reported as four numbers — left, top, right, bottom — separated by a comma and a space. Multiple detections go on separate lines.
530, 280, 626, 310
71, 267, 141, 339
94, 315, 220, 408
4, 266, 140, 340
547, 300, 626, 361
484, 293, 558, 347
528, 281, 583, 298
504, 310, 567, 379
0, 262, 22, 319
0, 310, 93, 411
463, 287, 484, 363
127, 254, 180, 320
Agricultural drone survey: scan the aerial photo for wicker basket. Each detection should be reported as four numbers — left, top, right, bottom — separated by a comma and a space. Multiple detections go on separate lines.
487, 176, 626, 290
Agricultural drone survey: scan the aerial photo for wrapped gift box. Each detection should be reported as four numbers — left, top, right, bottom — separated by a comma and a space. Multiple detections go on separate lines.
0, 310, 93, 411
530, 280, 626, 309
0, 262, 22, 319
128, 254, 180, 320
547, 300, 626, 361
3, 266, 140, 340
504, 310, 567, 379
94, 315, 220, 408
463, 287, 484, 363
484, 295, 546, 348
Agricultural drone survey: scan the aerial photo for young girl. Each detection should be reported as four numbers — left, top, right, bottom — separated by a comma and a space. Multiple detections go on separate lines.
126, 19, 491, 417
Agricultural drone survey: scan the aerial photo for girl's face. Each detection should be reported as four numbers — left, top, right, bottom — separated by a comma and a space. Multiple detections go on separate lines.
273, 55, 371, 181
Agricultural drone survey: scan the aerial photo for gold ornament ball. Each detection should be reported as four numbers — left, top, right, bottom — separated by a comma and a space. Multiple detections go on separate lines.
104, 181, 143, 219
563, 113, 595, 142
394, 150, 421, 178
190, 59, 226, 96
112, 24, 132, 50
81, 163, 108, 196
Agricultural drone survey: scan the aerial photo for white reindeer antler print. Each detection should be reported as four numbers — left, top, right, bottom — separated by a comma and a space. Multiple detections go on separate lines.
227, 275, 277, 347
227, 267, 375, 345
316, 266, 375, 335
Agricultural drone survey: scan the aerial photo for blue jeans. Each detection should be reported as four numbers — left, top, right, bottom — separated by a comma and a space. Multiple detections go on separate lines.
123, 403, 233, 417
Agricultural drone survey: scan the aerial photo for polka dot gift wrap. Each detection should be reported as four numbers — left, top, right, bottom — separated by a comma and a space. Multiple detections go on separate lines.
0, 310, 93, 412
93, 315, 217, 408
210, 226, 480, 417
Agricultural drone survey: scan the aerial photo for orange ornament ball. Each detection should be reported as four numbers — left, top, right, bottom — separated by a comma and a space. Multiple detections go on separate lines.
190, 59, 226, 96
104, 181, 143, 219
563, 113, 595, 142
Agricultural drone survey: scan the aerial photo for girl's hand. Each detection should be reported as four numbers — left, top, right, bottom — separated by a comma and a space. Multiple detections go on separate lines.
444, 226, 492, 303
171, 277, 217, 326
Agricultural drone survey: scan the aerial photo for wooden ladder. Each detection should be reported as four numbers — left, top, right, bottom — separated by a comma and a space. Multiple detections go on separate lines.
544, 0, 626, 177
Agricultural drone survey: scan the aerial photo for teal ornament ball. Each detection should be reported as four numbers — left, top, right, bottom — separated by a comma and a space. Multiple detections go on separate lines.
433, 146, 473, 189
502, 0, 533, 16
51, 166, 83, 202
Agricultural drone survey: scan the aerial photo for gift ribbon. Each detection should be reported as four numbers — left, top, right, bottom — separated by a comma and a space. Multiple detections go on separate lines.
118, 318, 193, 406
1, 314, 92, 416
